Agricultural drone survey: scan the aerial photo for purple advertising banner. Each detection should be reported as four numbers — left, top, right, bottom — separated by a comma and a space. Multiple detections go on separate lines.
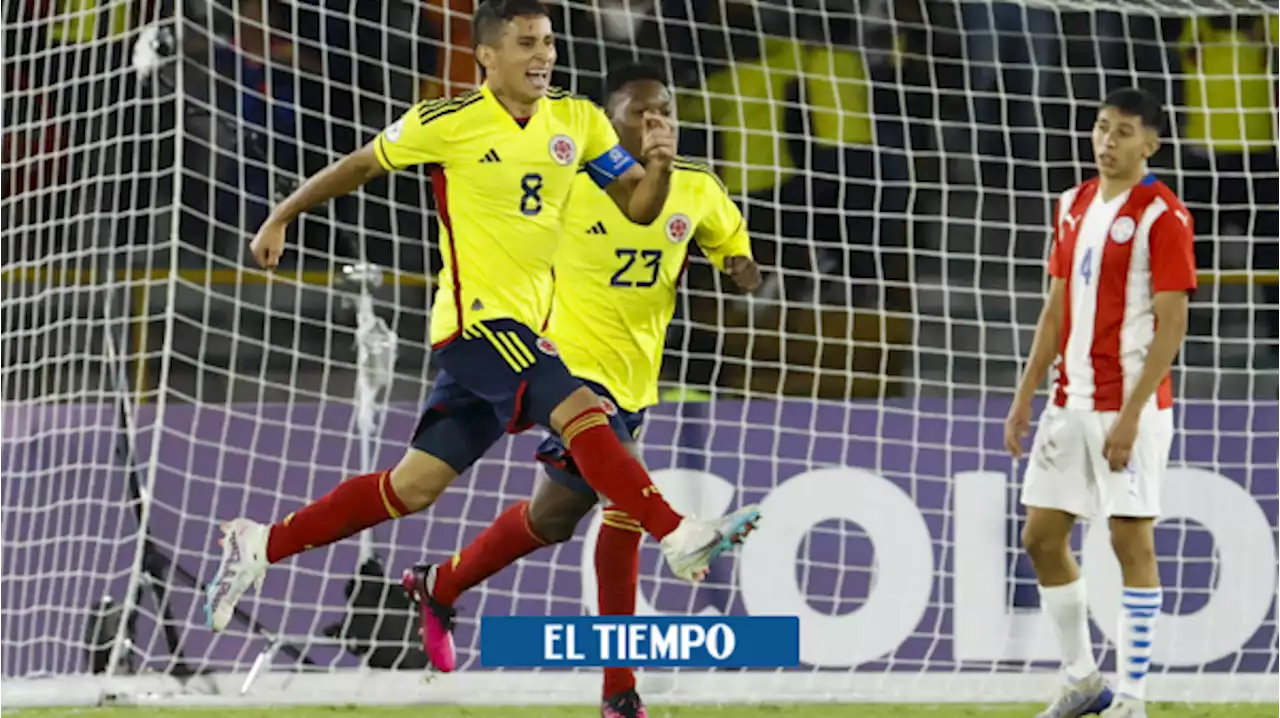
2, 398, 1276, 678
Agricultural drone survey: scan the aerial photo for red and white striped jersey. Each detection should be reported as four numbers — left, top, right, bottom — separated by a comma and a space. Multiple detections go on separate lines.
1048, 174, 1197, 412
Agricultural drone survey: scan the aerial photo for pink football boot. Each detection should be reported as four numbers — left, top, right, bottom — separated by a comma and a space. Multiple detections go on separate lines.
401, 564, 457, 672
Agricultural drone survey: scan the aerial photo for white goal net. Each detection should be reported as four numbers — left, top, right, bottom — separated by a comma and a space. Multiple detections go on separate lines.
2, 0, 1277, 707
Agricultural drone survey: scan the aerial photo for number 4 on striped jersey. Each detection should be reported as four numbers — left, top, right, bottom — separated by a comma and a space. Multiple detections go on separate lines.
1079, 246, 1094, 285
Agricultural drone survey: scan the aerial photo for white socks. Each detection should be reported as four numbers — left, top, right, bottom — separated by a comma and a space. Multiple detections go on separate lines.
1039, 579, 1098, 681
1116, 586, 1161, 701
1040, 579, 1161, 701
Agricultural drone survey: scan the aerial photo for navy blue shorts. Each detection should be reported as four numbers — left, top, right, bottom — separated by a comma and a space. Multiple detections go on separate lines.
535, 380, 646, 496
411, 319, 584, 474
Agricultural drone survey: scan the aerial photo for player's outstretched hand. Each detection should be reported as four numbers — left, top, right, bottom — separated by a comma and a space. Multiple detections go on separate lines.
1003, 400, 1032, 459
1103, 412, 1139, 473
724, 256, 762, 293
250, 220, 287, 270
640, 111, 676, 167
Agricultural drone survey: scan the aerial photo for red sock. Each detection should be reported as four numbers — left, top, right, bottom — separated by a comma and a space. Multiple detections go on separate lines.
598, 506, 642, 699
265, 470, 409, 563
563, 408, 682, 539
432, 500, 549, 605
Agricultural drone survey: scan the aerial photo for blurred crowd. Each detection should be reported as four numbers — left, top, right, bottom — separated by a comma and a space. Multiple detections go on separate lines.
4, 0, 1279, 372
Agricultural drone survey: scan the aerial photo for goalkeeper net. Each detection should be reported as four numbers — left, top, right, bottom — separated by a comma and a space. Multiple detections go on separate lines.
3, 0, 1277, 706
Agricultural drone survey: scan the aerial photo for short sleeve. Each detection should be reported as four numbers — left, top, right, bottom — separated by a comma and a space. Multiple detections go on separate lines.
580, 103, 636, 188
1150, 205, 1198, 294
581, 103, 621, 160
694, 175, 752, 271
373, 101, 449, 171
1048, 197, 1071, 279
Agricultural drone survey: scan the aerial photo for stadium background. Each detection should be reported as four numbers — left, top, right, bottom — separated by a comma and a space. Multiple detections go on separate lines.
2, 0, 1277, 710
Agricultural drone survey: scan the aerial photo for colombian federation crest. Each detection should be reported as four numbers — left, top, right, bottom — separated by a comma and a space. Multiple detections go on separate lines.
599, 397, 618, 416
536, 337, 559, 356
665, 213, 692, 243
549, 135, 577, 166
1110, 216, 1136, 244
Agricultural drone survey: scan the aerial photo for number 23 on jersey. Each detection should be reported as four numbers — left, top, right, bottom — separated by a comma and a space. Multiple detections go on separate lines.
611, 248, 663, 288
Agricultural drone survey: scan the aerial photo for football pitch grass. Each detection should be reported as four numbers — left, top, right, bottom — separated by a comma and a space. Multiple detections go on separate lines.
9, 705, 1277, 718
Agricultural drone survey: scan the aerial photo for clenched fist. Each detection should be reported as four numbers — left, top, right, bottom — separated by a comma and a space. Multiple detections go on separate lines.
250, 220, 287, 270
723, 256, 762, 293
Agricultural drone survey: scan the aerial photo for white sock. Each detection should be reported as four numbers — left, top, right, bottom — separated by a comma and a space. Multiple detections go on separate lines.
1116, 586, 1161, 701
1039, 579, 1098, 681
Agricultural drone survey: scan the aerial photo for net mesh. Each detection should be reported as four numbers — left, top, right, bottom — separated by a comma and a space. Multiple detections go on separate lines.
2, 0, 1277, 702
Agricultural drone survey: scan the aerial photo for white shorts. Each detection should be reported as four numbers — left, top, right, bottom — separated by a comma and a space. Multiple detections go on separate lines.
1019, 404, 1175, 520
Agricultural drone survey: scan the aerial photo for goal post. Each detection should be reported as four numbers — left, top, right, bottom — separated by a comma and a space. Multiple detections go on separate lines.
2, 0, 1277, 708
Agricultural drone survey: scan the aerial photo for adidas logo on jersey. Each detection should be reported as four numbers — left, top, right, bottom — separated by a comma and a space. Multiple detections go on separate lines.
586, 221, 607, 235
480, 149, 501, 163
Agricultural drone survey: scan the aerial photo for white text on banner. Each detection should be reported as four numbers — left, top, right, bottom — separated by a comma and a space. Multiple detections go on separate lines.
479, 616, 800, 668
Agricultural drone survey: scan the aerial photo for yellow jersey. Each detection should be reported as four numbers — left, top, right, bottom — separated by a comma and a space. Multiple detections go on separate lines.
373, 84, 634, 346
1179, 17, 1275, 151
547, 158, 753, 412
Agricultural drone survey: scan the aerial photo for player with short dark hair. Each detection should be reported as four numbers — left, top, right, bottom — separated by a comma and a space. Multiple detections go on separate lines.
399, 62, 761, 718
205, 0, 760, 637
1005, 87, 1196, 718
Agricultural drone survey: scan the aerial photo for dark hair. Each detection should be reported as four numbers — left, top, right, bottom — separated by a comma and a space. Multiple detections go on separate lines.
1101, 88, 1165, 133
605, 63, 670, 100
472, 0, 551, 49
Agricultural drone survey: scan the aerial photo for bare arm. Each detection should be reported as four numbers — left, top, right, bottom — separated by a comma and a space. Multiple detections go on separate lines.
1117, 290, 1191, 420
251, 143, 388, 268
266, 143, 387, 226
1013, 277, 1067, 405
604, 161, 673, 226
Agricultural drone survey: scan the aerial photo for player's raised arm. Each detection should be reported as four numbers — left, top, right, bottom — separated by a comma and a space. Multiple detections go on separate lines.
248, 145, 386, 268
605, 114, 675, 225
578, 75, 675, 226
250, 99, 451, 269
691, 163, 761, 292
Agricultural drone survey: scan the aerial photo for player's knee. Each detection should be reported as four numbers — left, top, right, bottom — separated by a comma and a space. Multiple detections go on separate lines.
1024, 524, 1064, 563
549, 386, 603, 433
389, 450, 459, 512
528, 481, 597, 544
1021, 519, 1070, 564
528, 511, 578, 544
1109, 518, 1156, 570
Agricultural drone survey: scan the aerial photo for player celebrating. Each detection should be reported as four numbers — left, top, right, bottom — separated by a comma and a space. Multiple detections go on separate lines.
1005, 88, 1196, 718
204, 0, 761, 634
398, 63, 761, 718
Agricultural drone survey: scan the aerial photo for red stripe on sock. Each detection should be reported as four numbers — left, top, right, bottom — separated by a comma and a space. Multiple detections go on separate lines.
598, 509, 642, 699
432, 500, 548, 606
265, 470, 407, 563
563, 408, 682, 539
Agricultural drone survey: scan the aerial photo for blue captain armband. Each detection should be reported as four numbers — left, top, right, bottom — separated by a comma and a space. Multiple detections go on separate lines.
584, 145, 637, 188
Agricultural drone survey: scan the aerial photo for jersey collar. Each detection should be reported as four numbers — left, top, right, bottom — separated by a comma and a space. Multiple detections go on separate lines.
480, 83, 544, 127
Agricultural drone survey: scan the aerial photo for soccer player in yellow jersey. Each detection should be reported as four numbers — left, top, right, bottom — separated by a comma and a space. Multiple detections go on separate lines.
406, 64, 762, 718
204, 1, 761, 648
